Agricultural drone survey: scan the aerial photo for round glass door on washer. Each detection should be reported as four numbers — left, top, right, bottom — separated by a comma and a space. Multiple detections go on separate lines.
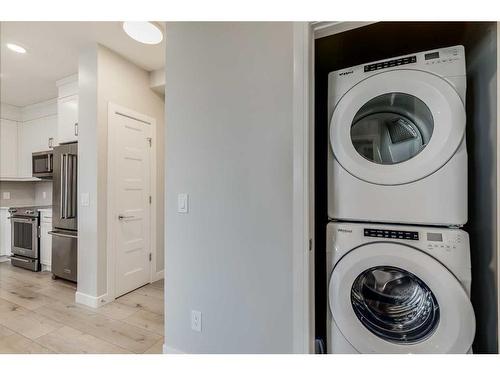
327, 46, 467, 226
326, 222, 476, 354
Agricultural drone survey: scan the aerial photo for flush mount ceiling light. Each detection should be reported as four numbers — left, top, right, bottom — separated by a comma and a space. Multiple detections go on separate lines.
6, 43, 27, 54
123, 22, 163, 45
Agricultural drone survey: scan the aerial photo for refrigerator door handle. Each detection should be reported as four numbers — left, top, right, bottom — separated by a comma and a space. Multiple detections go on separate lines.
67, 155, 72, 218
64, 154, 69, 218
60, 153, 66, 219
70, 154, 77, 218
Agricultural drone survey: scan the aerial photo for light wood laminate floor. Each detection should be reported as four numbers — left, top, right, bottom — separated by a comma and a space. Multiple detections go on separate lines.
0, 262, 164, 354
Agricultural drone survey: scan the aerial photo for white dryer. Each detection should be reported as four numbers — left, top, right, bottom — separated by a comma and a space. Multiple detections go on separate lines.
328, 46, 467, 226
326, 222, 475, 354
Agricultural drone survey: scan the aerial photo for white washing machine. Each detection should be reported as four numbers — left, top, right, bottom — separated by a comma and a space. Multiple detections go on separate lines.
328, 46, 467, 226
326, 222, 475, 353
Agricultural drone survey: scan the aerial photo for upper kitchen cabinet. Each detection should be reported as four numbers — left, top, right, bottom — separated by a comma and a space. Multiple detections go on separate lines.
56, 75, 79, 144
17, 101, 58, 178
0, 119, 19, 179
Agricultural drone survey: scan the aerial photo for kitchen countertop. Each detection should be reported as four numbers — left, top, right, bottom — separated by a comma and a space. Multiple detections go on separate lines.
0, 205, 52, 210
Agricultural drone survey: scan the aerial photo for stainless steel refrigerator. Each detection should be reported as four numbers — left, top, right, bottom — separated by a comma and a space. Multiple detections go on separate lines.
49, 142, 78, 282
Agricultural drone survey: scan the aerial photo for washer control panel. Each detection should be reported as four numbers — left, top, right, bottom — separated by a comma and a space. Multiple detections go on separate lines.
364, 228, 419, 240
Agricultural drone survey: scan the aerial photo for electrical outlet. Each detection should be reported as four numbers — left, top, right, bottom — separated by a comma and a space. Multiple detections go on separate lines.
191, 310, 202, 332
2, 192, 11, 200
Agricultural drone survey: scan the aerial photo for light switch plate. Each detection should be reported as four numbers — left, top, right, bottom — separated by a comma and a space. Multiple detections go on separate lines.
81, 193, 90, 207
191, 310, 202, 332
178, 193, 188, 213
2, 192, 10, 200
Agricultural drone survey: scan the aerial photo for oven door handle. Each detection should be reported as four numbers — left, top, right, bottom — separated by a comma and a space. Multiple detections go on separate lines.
8, 256, 31, 263
48, 230, 78, 239
10, 217, 36, 223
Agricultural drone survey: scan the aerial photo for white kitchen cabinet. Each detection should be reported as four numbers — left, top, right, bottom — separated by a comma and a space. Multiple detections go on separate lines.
17, 115, 58, 178
39, 209, 52, 271
0, 119, 19, 179
0, 208, 12, 258
57, 94, 79, 144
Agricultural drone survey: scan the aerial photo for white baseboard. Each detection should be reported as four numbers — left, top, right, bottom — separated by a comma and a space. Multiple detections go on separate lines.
41, 264, 51, 272
153, 269, 164, 282
164, 345, 185, 354
0, 256, 9, 263
75, 291, 109, 308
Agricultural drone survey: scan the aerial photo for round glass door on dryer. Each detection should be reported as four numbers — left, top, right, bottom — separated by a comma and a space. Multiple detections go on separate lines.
327, 46, 468, 226
328, 242, 475, 353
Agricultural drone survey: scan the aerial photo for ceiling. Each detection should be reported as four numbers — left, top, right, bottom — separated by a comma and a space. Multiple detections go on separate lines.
0, 22, 165, 107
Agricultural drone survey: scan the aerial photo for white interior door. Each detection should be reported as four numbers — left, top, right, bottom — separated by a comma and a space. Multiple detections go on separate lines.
110, 110, 152, 297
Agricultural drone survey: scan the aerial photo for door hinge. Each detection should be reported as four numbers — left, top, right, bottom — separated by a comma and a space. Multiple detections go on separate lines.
147, 137, 152, 147
149, 195, 152, 204
149, 253, 152, 262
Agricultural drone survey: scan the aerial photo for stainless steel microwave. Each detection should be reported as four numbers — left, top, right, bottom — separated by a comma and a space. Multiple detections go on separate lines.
32, 150, 53, 179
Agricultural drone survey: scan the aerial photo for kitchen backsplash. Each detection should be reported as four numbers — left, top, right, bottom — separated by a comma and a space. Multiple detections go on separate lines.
0, 180, 53, 207
34, 181, 53, 206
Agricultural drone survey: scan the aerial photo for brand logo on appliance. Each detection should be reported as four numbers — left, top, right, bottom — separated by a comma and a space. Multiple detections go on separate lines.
339, 70, 354, 76
337, 228, 352, 233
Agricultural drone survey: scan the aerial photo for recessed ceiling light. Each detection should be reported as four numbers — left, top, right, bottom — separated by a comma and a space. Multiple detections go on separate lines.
6, 43, 27, 54
123, 22, 163, 45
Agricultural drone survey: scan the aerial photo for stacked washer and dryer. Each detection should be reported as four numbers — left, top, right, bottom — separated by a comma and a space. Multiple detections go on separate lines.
326, 46, 476, 353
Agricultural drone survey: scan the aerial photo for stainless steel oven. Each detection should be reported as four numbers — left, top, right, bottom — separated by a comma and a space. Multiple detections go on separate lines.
8, 207, 42, 272
32, 150, 53, 179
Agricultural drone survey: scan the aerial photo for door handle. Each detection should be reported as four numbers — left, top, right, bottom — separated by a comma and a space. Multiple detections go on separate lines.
118, 214, 135, 220
74, 122, 78, 136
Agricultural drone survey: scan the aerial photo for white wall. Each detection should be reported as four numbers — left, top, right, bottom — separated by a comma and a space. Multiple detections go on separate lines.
78, 44, 165, 301
78, 45, 100, 298
164, 22, 294, 353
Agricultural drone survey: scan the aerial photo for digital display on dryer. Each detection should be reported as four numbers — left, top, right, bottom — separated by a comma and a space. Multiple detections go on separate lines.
364, 228, 419, 240
425, 51, 440, 60
427, 233, 443, 242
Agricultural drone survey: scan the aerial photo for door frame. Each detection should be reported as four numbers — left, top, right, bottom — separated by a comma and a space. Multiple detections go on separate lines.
292, 21, 381, 353
106, 102, 158, 302
292, 22, 313, 354
497, 21, 500, 354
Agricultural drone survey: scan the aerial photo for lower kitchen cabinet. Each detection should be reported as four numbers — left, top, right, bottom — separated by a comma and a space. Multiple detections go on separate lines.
39, 209, 52, 271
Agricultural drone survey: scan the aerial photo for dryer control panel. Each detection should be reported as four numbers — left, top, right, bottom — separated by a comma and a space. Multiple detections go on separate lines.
364, 55, 416, 72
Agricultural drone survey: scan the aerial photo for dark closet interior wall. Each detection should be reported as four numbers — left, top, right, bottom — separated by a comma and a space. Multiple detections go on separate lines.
314, 22, 497, 353
463, 22, 498, 354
